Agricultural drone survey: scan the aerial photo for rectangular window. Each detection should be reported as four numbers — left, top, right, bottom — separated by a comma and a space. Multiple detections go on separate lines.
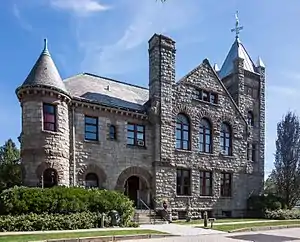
202, 91, 209, 102
221, 172, 232, 197
127, 123, 145, 146
43, 103, 56, 131
194, 89, 218, 104
200, 171, 212, 196
247, 143, 250, 160
251, 144, 256, 162
176, 169, 191, 196
85, 116, 98, 141
210, 93, 218, 104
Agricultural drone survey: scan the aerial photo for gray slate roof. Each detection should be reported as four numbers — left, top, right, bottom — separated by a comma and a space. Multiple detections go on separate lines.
19, 40, 68, 93
64, 73, 149, 111
218, 38, 257, 79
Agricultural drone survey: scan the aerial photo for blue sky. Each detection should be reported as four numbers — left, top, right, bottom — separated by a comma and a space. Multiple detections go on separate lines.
1, 0, 300, 178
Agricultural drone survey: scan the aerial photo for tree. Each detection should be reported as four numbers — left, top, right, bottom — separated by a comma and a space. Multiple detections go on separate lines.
264, 173, 277, 195
273, 111, 300, 208
0, 139, 21, 192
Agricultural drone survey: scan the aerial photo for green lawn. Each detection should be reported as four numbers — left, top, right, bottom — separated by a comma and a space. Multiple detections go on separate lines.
0, 229, 167, 242
175, 218, 270, 225
203, 220, 300, 232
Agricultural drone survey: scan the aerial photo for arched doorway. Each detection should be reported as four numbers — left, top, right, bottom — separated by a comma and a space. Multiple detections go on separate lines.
85, 173, 99, 188
43, 168, 58, 188
124, 176, 149, 207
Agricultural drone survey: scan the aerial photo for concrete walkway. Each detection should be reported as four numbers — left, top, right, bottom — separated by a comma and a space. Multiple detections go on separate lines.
140, 224, 224, 236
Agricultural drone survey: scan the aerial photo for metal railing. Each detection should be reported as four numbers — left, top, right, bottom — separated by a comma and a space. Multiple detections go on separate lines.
137, 198, 156, 224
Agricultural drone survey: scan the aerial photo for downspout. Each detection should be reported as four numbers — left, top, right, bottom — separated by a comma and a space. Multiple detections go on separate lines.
72, 106, 76, 186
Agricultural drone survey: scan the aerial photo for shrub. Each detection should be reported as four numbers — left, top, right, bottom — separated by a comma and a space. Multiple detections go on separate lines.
0, 186, 134, 226
247, 194, 283, 214
0, 212, 101, 232
265, 209, 300, 220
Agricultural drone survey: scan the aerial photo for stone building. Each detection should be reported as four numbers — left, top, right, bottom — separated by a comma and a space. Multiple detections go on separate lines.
16, 24, 265, 218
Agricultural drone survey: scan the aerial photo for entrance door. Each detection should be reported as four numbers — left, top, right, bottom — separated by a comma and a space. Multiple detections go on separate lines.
43, 168, 58, 188
124, 176, 140, 206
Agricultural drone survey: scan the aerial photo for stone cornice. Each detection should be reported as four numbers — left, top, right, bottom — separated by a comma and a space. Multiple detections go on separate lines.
16, 86, 71, 103
71, 98, 148, 120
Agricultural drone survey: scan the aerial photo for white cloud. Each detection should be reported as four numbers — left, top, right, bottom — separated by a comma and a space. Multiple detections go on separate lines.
12, 3, 33, 31
49, 0, 110, 16
77, 0, 202, 76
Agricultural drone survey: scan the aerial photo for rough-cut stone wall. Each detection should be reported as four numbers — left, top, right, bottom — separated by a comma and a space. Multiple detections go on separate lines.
222, 57, 265, 201
154, 60, 251, 218
72, 106, 154, 196
20, 93, 70, 186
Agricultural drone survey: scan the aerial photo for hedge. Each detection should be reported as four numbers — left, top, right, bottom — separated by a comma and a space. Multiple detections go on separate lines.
0, 212, 101, 232
0, 186, 134, 226
265, 209, 300, 220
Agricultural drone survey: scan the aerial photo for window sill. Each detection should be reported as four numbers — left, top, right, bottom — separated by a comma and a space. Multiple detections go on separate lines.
198, 152, 214, 156
192, 98, 220, 107
175, 195, 193, 198
219, 153, 234, 158
126, 144, 147, 149
199, 195, 213, 198
84, 139, 100, 144
175, 149, 192, 153
42, 130, 58, 135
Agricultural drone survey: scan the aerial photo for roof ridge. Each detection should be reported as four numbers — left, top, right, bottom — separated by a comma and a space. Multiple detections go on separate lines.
83, 72, 149, 90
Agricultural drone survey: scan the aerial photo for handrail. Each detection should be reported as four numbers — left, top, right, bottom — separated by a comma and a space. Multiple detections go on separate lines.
138, 198, 155, 224
139, 198, 150, 210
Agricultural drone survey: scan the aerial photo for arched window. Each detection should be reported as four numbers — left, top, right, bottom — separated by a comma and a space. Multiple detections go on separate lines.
43, 168, 58, 188
176, 114, 190, 150
220, 122, 232, 155
199, 118, 212, 153
247, 111, 254, 126
109, 125, 116, 140
85, 173, 99, 188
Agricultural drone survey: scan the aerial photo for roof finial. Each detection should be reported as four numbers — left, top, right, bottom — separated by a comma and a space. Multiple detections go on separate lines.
231, 11, 243, 39
42, 38, 50, 56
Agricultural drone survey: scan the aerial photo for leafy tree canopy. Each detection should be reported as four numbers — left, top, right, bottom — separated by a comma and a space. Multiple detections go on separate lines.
0, 139, 21, 192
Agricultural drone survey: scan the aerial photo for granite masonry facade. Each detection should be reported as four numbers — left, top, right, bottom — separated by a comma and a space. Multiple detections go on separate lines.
16, 33, 266, 219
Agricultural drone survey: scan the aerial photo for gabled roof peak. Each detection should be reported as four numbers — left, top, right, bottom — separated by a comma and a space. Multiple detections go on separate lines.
256, 56, 265, 68
17, 39, 68, 94
218, 37, 257, 79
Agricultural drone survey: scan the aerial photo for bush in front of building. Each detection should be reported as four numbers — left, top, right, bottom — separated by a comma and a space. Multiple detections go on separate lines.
265, 209, 300, 220
247, 194, 284, 217
0, 186, 134, 226
0, 212, 101, 232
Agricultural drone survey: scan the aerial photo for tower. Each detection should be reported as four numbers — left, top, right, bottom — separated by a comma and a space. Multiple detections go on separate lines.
218, 12, 265, 194
16, 39, 71, 187
148, 34, 176, 163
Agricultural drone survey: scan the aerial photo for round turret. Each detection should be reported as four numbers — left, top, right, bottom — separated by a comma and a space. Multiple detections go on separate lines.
16, 39, 71, 187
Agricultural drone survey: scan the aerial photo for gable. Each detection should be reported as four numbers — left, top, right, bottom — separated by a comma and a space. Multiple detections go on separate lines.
176, 59, 248, 126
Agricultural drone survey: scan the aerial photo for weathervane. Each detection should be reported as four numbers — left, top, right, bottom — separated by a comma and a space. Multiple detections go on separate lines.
231, 11, 243, 39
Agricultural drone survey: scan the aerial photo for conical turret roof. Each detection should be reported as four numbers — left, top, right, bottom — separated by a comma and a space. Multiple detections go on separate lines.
19, 39, 68, 93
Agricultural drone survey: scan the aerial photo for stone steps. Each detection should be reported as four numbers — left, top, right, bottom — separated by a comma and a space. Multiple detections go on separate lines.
134, 209, 167, 225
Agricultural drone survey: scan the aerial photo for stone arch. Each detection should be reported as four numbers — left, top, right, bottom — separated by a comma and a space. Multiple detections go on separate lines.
197, 110, 215, 130
36, 162, 61, 182
78, 164, 107, 188
217, 115, 237, 133
172, 104, 194, 119
115, 166, 152, 191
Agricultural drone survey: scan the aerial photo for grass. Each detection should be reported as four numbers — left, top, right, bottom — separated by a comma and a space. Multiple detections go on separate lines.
201, 220, 300, 232
174, 218, 270, 225
0, 229, 167, 242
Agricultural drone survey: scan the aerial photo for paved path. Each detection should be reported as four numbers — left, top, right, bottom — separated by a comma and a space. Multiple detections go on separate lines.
140, 224, 224, 236
124, 228, 300, 242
